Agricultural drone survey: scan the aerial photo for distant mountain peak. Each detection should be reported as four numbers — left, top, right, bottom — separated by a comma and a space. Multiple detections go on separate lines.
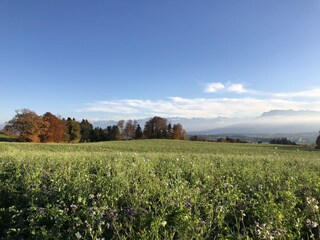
261, 109, 320, 117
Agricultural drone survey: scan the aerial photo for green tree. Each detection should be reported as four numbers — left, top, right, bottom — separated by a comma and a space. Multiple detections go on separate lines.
91, 127, 107, 142
80, 119, 93, 142
135, 124, 143, 139
65, 118, 81, 143
167, 123, 173, 139
106, 125, 121, 141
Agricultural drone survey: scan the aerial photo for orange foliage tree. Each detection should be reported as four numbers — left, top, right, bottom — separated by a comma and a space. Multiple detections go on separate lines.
5, 109, 48, 142
41, 112, 66, 143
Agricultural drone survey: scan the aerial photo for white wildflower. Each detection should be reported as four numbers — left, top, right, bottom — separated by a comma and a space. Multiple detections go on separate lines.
312, 221, 318, 228
75, 232, 82, 239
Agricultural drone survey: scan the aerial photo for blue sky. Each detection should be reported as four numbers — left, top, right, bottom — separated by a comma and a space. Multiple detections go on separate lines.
1, 1, 320, 122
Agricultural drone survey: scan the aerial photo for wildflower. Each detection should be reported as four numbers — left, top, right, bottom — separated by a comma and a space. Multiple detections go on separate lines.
307, 197, 319, 212
216, 205, 225, 213
89, 194, 95, 199
75, 232, 82, 239
312, 221, 318, 228
256, 229, 261, 236
160, 220, 167, 227
273, 229, 286, 236
38, 207, 45, 214
70, 204, 78, 213
306, 219, 311, 226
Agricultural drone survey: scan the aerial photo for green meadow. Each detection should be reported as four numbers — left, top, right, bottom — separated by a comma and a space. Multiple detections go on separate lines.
0, 133, 12, 141
1, 140, 320, 239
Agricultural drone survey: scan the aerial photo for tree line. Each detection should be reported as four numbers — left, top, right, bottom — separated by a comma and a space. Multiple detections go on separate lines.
269, 137, 296, 145
4, 109, 187, 143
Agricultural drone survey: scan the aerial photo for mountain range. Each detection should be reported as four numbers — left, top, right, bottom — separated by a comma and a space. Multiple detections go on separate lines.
92, 110, 320, 133
90, 110, 320, 143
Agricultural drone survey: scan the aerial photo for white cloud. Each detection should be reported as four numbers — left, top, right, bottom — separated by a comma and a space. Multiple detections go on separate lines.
204, 82, 225, 93
227, 83, 248, 93
273, 88, 320, 98
205, 82, 320, 99
77, 96, 320, 119
204, 82, 251, 94
76, 84, 320, 120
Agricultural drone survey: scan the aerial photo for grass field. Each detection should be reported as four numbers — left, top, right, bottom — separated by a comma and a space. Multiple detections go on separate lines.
1, 140, 320, 239
0, 133, 15, 142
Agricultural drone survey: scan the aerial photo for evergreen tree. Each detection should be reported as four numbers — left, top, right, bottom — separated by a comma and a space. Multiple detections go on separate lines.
106, 125, 121, 141
135, 124, 143, 139
92, 127, 102, 142
80, 119, 93, 142
167, 123, 173, 139
112, 125, 121, 140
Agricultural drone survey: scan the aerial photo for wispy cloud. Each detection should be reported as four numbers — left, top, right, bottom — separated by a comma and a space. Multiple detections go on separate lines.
76, 83, 320, 119
205, 82, 320, 99
77, 96, 320, 119
204, 82, 252, 94
273, 88, 320, 98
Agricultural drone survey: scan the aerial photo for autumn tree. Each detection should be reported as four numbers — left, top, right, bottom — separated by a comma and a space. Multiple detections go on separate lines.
5, 109, 48, 142
41, 112, 65, 143
123, 120, 135, 139
65, 118, 81, 143
172, 124, 183, 140
172, 123, 187, 140
117, 120, 125, 139
80, 119, 93, 142
143, 116, 168, 139
181, 129, 187, 140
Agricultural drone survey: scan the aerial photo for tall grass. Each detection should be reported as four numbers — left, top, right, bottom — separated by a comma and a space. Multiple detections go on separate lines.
0, 140, 319, 239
